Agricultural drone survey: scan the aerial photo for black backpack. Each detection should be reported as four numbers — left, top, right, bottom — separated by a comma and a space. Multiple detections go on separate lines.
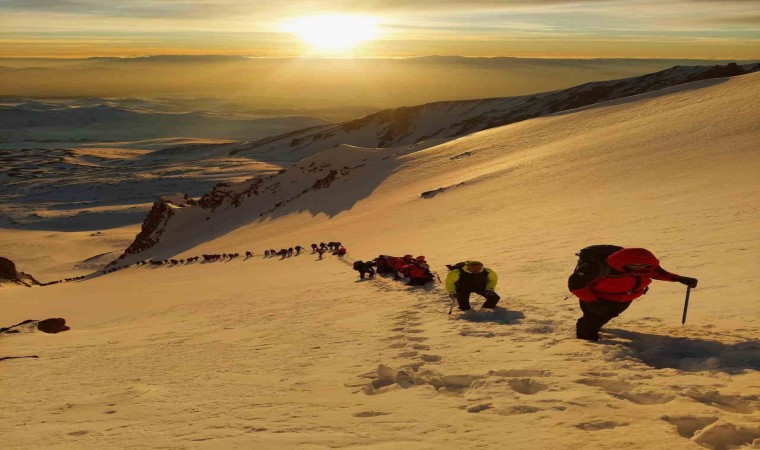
353, 261, 363, 270
568, 245, 623, 291
445, 262, 466, 271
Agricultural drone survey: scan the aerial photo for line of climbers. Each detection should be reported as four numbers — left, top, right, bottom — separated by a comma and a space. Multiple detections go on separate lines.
42, 243, 699, 343
41, 241, 345, 286
353, 245, 698, 342
312, 242, 346, 259
354, 255, 436, 286
39, 275, 87, 286
261, 242, 346, 259
264, 247, 305, 258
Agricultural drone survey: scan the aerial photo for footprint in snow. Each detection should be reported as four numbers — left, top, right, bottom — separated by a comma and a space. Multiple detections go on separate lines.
489, 369, 553, 378
353, 411, 391, 417
507, 378, 549, 395
685, 390, 757, 414
575, 378, 634, 393
466, 403, 493, 413
574, 420, 629, 431
611, 391, 674, 405
493, 405, 543, 416
661, 415, 719, 438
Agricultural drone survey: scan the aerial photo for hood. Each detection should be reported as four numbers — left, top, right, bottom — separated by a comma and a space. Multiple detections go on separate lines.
606, 248, 660, 272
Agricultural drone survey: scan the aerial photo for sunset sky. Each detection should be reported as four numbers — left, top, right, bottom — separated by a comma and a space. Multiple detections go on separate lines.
1, 0, 758, 59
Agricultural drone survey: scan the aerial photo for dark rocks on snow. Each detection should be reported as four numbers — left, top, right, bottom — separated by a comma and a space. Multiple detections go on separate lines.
198, 178, 264, 210
421, 182, 466, 199
111, 194, 196, 262
0, 256, 40, 287
0, 256, 16, 280
0, 318, 69, 334
37, 318, 70, 334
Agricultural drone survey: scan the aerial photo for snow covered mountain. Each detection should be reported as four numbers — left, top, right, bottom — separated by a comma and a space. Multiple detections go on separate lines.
2, 69, 759, 450
0, 141, 281, 232
227, 62, 759, 162
0, 99, 330, 142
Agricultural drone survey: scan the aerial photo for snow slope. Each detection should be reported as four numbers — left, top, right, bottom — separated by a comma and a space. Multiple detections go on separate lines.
1, 72, 759, 449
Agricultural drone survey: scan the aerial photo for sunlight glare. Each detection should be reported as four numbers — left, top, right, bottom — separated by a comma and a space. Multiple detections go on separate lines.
284, 14, 379, 53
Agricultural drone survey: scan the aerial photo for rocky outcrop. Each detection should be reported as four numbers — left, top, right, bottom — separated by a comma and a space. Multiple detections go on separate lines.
110, 194, 196, 263
198, 177, 265, 210
0, 257, 40, 287
0, 318, 69, 334
36, 318, 70, 333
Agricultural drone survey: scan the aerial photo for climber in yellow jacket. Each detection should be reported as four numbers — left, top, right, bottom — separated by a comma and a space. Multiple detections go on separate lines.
445, 261, 500, 311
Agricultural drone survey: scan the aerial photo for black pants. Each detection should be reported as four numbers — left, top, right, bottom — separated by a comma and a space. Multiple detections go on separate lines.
358, 268, 375, 279
457, 289, 500, 310
576, 300, 632, 341
408, 276, 432, 286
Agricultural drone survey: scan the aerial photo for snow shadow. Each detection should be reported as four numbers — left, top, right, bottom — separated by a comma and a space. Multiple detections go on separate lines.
606, 329, 760, 374
455, 308, 525, 325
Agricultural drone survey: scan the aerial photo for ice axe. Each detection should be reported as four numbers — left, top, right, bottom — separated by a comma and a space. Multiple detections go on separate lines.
681, 286, 691, 325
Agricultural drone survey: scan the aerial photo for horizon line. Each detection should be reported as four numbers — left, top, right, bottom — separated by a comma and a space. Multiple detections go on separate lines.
1, 54, 758, 61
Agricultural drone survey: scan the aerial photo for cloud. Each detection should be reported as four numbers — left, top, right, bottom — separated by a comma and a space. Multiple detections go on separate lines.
0, 1, 623, 19
1, 0, 757, 58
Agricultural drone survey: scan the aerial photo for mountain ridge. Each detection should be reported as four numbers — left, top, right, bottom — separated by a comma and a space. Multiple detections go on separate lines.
227, 62, 759, 162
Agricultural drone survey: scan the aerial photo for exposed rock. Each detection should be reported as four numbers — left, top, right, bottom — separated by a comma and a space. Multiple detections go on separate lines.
0, 319, 36, 333
37, 318, 70, 334
0, 256, 40, 287
0, 356, 40, 362
0, 318, 69, 334
0, 256, 17, 280
111, 194, 196, 263
198, 178, 264, 210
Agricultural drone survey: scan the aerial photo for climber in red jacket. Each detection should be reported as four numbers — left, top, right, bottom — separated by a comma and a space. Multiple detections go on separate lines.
568, 247, 698, 341
401, 260, 434, 286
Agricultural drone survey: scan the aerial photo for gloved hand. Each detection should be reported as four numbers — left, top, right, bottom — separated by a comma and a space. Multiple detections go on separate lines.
484, 290, 496, 296
676, 276, 698, 288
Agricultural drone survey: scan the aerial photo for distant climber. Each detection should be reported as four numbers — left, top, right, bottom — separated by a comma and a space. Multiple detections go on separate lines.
353, 260, 376, 279
316, 247, 326, 260
445, 261, 500, 311
391, 255, 415, 280
295, 245, 304, 255
311, 243, 318, 253
374, 255, 392, 275
333, 246, 347, 256
568, 246, 698, 341
401, 256, 434, 286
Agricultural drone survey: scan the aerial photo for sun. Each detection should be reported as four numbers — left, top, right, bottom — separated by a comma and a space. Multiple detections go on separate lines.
284, 14, 379, 53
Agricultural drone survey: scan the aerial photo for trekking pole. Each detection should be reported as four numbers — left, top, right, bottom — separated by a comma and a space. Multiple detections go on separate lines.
681, 286, 691, 325
448, 296, 455, 315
